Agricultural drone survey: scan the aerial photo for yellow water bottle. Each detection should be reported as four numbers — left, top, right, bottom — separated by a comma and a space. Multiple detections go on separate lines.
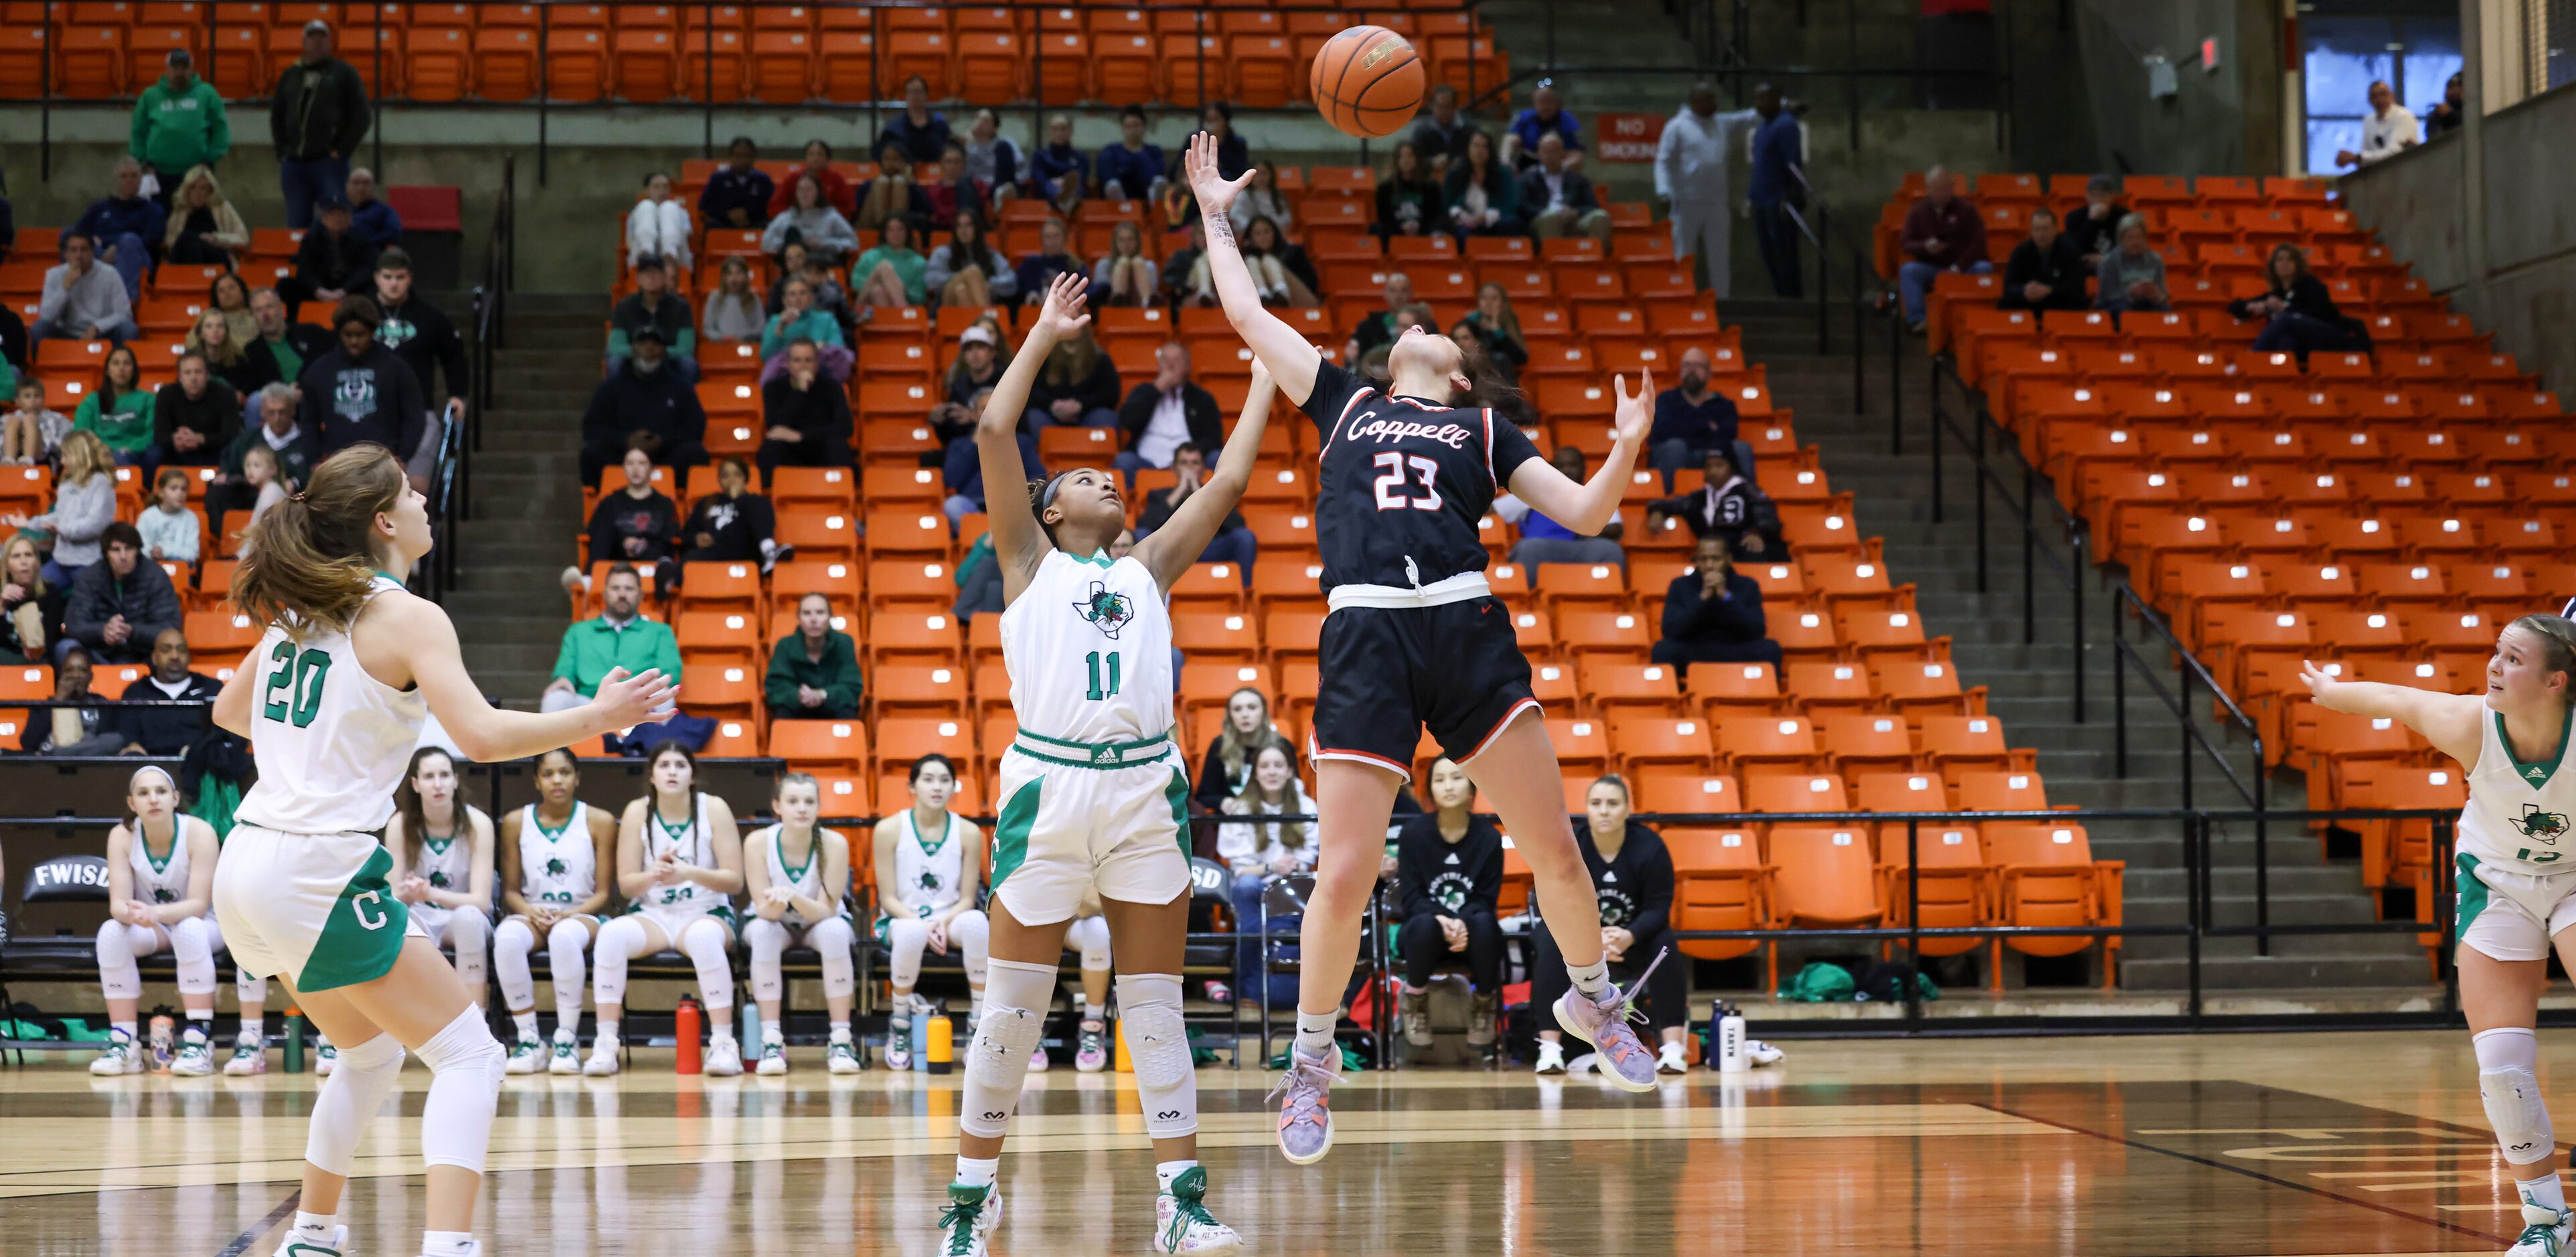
1112, 1017, 1133, 1073
924, 1015, 953, 1075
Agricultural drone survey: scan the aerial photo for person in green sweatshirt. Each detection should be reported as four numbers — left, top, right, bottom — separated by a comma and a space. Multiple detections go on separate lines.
765, 591, 862, 720
129, 51, 232, 200
541, 562, 681, 713
72, 344, 157, 464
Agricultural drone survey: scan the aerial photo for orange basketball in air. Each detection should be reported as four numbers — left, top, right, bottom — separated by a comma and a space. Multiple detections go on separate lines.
1310, 25, 1425, 139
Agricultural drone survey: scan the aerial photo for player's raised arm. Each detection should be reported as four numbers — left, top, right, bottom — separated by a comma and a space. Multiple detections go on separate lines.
981, 272, 1090, 603
2300, 659, 2486, 764
1135, 361, 1275, 592
1504, 368, 1653, 536
1186, 133, 1322, 405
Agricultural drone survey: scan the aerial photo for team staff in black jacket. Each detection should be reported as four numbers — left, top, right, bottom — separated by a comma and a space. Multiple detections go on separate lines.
1392, 757, 1506, 1051
1527, 775, 1690, 1076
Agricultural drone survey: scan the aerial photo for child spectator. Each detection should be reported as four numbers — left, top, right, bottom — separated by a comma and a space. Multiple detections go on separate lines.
1092, 220, 1158, 307
2, 533, 67, 662
3, 375, 70, 464
702, 257, 767, 344
1393, 757, 1504, 1052
74, 345, 156, 465
924, 213, 1016, 310
1652, 533, 1781, 667
850, 215, 929, 309
4, 430, 118, 586
626, 171, 694, 276
238, 443, 288, 531
137, 467, 200, 564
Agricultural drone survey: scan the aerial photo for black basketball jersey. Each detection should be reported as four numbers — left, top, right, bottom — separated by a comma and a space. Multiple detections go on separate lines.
1304, 359, 1544, 593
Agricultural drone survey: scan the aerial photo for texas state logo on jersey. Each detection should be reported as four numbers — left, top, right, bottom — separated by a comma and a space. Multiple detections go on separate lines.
2515, 803, 2570, 845
1076, 582, 1137, 639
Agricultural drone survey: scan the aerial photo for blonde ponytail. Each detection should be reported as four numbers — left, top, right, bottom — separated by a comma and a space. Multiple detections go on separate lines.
230, 443, 406, 639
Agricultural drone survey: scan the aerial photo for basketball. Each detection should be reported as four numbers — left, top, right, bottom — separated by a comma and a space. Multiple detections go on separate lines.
1310, 25, 1426, 139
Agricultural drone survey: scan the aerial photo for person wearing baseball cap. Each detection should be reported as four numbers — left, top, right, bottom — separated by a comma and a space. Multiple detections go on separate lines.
268, 17, 372, 229
580, 315, 709, 486
278, 191, 375, 311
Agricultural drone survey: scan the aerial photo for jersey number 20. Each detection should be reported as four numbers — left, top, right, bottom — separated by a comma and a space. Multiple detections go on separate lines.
1373, 452, 1441, 511
261, 639, 332, 728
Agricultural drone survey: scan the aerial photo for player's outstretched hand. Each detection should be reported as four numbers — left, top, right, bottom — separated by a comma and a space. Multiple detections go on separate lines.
1610, 367, 1654, 446
591, 666, 681, 732
2298, 659, 2349, 709
1032, 272, 1093, 341
1186, 131, 1253, 214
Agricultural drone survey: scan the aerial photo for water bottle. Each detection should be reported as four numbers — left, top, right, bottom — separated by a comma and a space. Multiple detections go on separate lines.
283, 1007, 305, 1074
1716, 1001, 1748, 1074
148, 1014, 175, 1073
924, 1015, 953, 1076
910, 1008, 931, 1073
675, 995, 703, 1075
740, 1002, 762, 1059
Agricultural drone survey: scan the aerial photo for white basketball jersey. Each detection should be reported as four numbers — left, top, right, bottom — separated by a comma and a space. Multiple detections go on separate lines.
2458, 708, 2576, 874
517, 802, 598, 908
998, 550, 1174, 744
751, 824, 841, 927
411, 809, 482, 900
639, 792, 724, 917
129, 823, 195, 909
888, 809, 966, 918
236, 576, 431, 835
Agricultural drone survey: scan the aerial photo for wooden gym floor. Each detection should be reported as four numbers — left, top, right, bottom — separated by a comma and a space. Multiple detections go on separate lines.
0, 1029, 2553, 1256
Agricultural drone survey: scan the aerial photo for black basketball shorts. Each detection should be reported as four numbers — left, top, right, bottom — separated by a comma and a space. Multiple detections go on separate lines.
1308, 597, 1540, 780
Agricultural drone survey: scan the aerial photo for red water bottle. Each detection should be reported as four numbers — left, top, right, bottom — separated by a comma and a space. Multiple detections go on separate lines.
675, 995, 703, 1075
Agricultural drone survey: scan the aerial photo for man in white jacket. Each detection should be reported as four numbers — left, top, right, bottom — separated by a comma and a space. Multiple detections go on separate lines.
1654, 82, 1763, 299
627, 172, 695, 278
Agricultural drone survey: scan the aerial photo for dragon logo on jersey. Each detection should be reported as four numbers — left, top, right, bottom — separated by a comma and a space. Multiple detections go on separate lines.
428, 870, 451, 889
2514, 803, 2571, 845
919, 869, 945, 894
1074, 581, 1135, 639
153, 888, 177, 904
546, 857, 568, 877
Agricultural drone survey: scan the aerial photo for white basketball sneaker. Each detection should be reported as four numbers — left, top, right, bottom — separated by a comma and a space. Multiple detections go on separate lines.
90, 1029, 142, 1076
937, 1183, 1002, 1256
2509, 1204, 2573, 1256
548, 1029, 583, 1076
273, 1223, 345, 1257
704, 1035, 744, 1077
504, 1034, 544, 1075
225, 1030, 267, 1076
171, 1027, 216, 1077
1531, 1039, 1566, 1076
1656, 1041, 1688, 1075
1153, 1167, 1244, 1252
827, 1033, 861, 1074
581, 1039, 621, 1077
755, 1037, 788, 1076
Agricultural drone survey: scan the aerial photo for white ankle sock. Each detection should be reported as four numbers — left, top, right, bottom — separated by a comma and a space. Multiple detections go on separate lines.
512, 1012, 539, 1041
112, 1021, 137, 1041
710, 1026, 736, 1047
421, 1230, 473, 1257
593, 1019, 618, 1048
829, 1021, 850, 1041
1292, 1009, 1338, 1060
761, 1020, 782, 1045
291, 1211, 335, 1244
2524, 1173, 2568, 1213
1566, 959, 1610, 997
953, 1155, 999, 1189
1155, 1159, 1198, 1193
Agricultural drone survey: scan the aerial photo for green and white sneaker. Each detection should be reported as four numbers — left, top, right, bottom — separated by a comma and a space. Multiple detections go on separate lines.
224, 1030, 267, 1076
548, 1029, 582, 1075
937, 1182, 1002, 1256
826, 1034, 862, 1074
171, 1027, 216, 1077
315, 1041, 338, 1077
272, 1222, 345, 1257
90, 1029, 142, 1076
505, 1035, 545, 1075
1153, 1167, 1244, 1253
2510, 1204, 2573, 1256
756, 1038, 788, 1076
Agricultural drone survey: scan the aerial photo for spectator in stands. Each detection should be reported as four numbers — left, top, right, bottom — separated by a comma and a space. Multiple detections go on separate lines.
701, 137, 775, 232
962, 109, 1021, 199
1895, 165, 1990, 333
3, 430, 116, 587
67, 521, 183, 667
2338, 80, 2419, 167
207, 272, 256, 345
2427, 72, 2466, 137
1028, 324, 1121, 429
879, 74, 952, 167
1645, 446, 1778, 557
300, 297, 432, 487
1392, 757, 1504, 1050
922, 142, 991, 232
1195, 687, 1293, 811
373, 250, 467, 433
1238, 216, 1320, 308
1028, 114, 1089, 215
769, 139, 853, 218
607, 254, 698, 383
280, 193, 374, 309
701, 257, 767, 344
935, 322, 1008, 438
269, 19, 371, 230
1747, 83, 1805, 299
1375, 143, 1445, 244
2, 534, 68, 662
344, 167, 401, 251
939, 387, 1041, 525
112, 628, 219, 756
586, 446, 681, 570
625, 171, 693, 277
540, 562, 679, 713
1135, 441, 1254, 572
1230, 160, 1294, 235
73, 345, 156, 465
764, 173, 859, 269
1184, 100, 1251, 181
1346, 272, 1416, 363
1522, 133, 1611, 246
758, 278, 849, 377
763, 241, 818, 316
852, 143, 930, 238
236, 443, 288, 531
2064, 173, 2126, 270
1095, 105, 1166, 201
19, 647, 118, 754
74, 158, 166, 303
1529, 776, 1689, 1076
756, 339, 853, 477
1504, 81, 1583, 171
1163, 221, 1212, 307
1403, 84, 1481, 176
187, 308, 264, 396
1012, 217, 1086, 307
33, 234, 138, 347
1443, 131, 1523, 240
2229, 244, 2368, 359
2095, 214, 2169, 319
153, 351, 238, 472
1452, 283, 1530, 382
1653, 533, 1780, 667
3, 376, 70, 466
1093, 220, 1159, 308
1219, 744, 1316, 1006
244, 287, 328, 404
1999, 207, 2090, 313
678, 456, 785, 572
130, 50, 230, 205
209, 383, 315, 537
925, 213, 1014, 309
766, 592, 862, 720
1501, 447, 1625, 567
1646, 347, 1749, 485
580, 324, 707, 485
850, 215, 929, 311
161, 165, 248, 269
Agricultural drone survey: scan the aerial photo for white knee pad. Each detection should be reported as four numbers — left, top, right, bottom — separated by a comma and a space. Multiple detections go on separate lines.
743, 917, 791, 1003
546, 917, 592, 1021
1064, 915, 1113, 973
493, 918, 539, 1012
959, 958, 1058, 1139
304, 1032, 406, 1175
678, 917, 734, 1013
809, 917, 857, 1000
447, 907, 490, 989
167, 916, 218, 996
591, 914, 651, 1005
2480, 1027, 2556, 1165
886, 914, 932, 989
416, 1003, 505, 1174
1116, 973, 1196, 1139
950, 910, 991, 987
96, 920, 143, 1001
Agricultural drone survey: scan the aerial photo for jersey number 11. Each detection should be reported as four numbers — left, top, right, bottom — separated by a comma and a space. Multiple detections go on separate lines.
1084, 651, 1122, 701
